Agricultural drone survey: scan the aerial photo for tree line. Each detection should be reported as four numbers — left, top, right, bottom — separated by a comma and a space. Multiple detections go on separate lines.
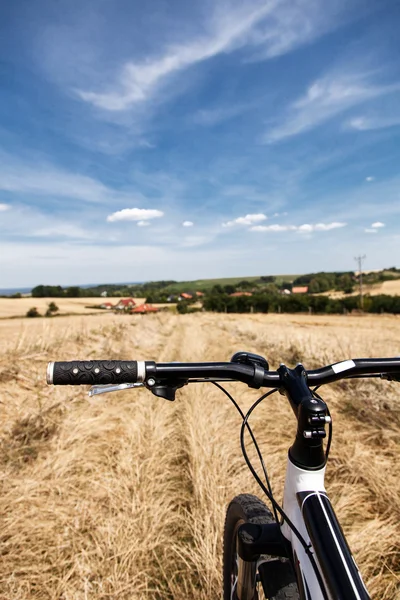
203, 292, 400, 315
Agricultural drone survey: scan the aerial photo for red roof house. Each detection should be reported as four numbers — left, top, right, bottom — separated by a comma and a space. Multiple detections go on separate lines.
195, 291, 205, 297
180, 293, 193, 300
229, 292, 253, 297
100, 302, 114, 309
115, 298, 136, 310
131, 303, 159, 314
292, 286, 308, 294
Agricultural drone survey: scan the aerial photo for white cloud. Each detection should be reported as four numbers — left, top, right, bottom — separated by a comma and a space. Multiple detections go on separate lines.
251, 224, 295, 232
371, 221, 385, 228
314, 222, 347, 231
77, 3, 272, 111
0, 203, 10, 211
251, 222, 347, 232
182, 221, 194, 227
76, 0, 352, 112
223, 213, 267, 227
365, 176, 375, 182
137, 220, 150, 227
364, 228, 377, 233
107, 208, 164, 223
264, 70, 400, 143
347, 114, 400, 131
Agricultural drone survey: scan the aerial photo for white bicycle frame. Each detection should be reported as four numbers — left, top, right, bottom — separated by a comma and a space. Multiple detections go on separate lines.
280, 458, 370, 600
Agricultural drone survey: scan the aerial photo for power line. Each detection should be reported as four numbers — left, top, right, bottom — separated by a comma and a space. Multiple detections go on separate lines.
354, 255, 366, 309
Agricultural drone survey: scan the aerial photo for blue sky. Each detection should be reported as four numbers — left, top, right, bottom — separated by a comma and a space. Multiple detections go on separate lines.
1, 0, 400, 287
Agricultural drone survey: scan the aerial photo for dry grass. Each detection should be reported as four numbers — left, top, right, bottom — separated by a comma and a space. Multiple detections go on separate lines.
0, 298, 148, 319
0, 312, 399, 599
324, 279, 400, 299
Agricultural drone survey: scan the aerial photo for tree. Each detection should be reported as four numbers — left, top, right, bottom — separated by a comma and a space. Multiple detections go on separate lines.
308, 279, 320, 294
177, 301, 189, 314
26, 307, 41, 318
45, 302, 59, 317
223, 285, 236, 295
337, 274, 354, 294
65, 286, 81, 297
31, 285, 64, 297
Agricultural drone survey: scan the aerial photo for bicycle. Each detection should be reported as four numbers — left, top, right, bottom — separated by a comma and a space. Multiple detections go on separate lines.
46, 352, 400, 599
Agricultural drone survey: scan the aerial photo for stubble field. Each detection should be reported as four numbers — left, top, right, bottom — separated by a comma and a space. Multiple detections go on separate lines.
0, 311, 399, 599
0, 298, 146, 319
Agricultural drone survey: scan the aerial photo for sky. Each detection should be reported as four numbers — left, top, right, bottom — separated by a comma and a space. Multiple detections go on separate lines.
1, 0, 400, 288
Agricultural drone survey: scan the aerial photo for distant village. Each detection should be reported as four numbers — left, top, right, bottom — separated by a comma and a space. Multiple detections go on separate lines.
99, 286, 309, 314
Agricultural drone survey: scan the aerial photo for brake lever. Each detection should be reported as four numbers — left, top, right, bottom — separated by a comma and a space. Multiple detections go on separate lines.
88, 383, 144, 397
381, 373, 400, 383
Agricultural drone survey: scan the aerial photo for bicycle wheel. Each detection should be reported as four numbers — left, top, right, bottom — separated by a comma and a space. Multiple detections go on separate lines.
223, 494, 299, 600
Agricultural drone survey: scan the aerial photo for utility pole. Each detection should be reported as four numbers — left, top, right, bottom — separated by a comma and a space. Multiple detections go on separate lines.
354, 255, 366, 309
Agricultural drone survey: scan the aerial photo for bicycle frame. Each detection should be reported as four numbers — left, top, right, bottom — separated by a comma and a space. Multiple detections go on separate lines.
237, 364, 371, 600
280, 458, 370, 600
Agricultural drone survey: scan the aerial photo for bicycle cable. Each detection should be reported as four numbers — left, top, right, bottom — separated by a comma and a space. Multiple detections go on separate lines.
212, 382, 316, 555
238, 389, 328, 592
212, 382, 279, 524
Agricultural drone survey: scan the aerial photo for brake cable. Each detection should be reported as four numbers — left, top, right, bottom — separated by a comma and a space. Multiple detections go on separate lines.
212, 382, 279, 524
238, 389, 327, 591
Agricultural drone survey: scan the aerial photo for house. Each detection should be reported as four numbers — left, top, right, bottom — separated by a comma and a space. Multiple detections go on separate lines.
195, 291, 205, 297
292, 286, 308, 294
281, 289, 291, 295
229, 292, 253, 297
115, 298, 136, 310
131, 303, 159, 314
100, 302, 114, 309
180, 293, 193, 300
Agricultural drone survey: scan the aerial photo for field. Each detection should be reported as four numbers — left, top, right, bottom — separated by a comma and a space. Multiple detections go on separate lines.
325, 279, 400, 299
0, 298, 147, 319
162, 274, 299, 293
0, 312, 399, 599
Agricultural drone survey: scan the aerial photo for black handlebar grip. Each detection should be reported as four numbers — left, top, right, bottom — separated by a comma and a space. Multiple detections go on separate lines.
47, 360, 140, 385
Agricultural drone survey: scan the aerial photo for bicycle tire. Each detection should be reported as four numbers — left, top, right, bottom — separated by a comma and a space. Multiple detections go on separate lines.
223, 494, 299, 600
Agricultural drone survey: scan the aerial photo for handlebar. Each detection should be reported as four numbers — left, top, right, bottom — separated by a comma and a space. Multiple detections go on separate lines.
47, 357, 400, 389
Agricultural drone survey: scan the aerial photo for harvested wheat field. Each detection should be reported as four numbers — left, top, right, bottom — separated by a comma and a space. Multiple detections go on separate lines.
0, 312, 399, 599
0, 298, 146, 319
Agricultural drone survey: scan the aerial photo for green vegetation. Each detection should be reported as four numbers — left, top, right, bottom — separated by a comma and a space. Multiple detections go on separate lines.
45, 302, 59, 317
26, 307, 41, 318
203, 291, 400, 315
293, 271, 355, 294
27, 268, 400, 312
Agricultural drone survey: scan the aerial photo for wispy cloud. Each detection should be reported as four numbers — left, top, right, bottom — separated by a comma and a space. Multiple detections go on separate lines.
365, 176, 375, 182
264, 69, 400, 143
76, 0, 352, 113
222, 213, 267, 227
182, 221, 194, 227
0, 203, 10, 211
0, 153, 131, 205
193, 104, 250, 126
251, 221, 346, 232
364, 228, 377, 234
107, 208, 164, 223
347, 114, 400, 131
31, 224, 95, 239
